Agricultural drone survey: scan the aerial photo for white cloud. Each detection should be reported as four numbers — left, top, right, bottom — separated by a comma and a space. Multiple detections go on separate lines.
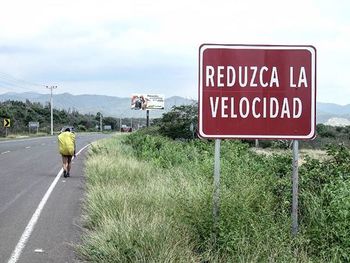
0, 0, 349, 103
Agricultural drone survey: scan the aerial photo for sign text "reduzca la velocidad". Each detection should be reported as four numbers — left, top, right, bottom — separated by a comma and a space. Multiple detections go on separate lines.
198, 44, 316, 139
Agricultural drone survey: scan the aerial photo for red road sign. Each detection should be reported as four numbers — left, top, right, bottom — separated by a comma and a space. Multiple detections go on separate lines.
198, 44, 316, 139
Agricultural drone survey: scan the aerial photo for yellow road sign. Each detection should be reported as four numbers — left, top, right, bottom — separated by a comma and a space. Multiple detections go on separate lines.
4, 118, 10, 127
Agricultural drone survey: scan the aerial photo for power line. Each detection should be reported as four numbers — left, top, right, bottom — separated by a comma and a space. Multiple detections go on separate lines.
0, 78, 38, 92
0, 71, 45, 93
0, 72, 43, 87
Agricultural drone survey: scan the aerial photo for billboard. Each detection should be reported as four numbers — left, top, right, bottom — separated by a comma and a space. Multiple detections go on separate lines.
198, 44, 316, 139
131, 94, 165, 110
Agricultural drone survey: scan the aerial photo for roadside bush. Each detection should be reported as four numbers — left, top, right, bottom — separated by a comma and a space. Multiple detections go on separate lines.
157, 104, 198, 140
299, 144, 350, 261
82, 132, 350, 262
81, 136, 200, 262
124, 132, 350, 261
123, 133, 306, 261
78, 124, 87, 132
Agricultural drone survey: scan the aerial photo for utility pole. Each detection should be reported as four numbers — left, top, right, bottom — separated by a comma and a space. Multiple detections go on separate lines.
46, 85, 57, 135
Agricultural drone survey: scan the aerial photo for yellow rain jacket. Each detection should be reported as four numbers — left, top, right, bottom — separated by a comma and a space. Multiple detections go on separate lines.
58, 131, 76, 156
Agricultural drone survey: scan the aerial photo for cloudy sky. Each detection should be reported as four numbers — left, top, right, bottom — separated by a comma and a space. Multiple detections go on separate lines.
0, 0, 349, 104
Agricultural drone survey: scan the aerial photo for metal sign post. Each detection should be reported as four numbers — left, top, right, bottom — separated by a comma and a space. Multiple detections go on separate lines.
28, 122, 40, 134
190, 123, 194, 139
212, 139, 221, 245
4, 118, 10, 137
292, 140, 299, 236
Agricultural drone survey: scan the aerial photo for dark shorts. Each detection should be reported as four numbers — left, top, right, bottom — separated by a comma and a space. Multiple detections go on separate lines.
62, 155, 73, 163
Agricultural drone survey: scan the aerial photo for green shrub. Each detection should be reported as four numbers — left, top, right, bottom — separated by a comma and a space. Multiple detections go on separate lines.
82, 132, 350, 262
80, 136, 199, 262
123, 133, 307, 261
299, 144, 350, 261
157, 104, 197, 140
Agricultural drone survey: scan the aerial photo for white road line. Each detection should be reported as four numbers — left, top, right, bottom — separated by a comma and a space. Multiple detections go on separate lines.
1, 151, 10, 155
7, 144, 90, 263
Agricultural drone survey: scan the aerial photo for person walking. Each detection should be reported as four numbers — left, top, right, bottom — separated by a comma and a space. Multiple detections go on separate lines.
58, 127, 76, 178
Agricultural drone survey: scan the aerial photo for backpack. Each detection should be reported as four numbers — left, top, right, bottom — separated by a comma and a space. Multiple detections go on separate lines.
58, 132, 75, 155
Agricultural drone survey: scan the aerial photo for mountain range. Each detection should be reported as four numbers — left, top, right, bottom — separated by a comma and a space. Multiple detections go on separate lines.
1, 92, 350, 125
0, 92, 194, 119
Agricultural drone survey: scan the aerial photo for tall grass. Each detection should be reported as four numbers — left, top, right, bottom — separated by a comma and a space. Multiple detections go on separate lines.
79, 136, 200, 262
80, 133, 349, 262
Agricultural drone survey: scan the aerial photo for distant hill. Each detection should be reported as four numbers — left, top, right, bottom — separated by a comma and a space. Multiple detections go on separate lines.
1, 92, 350, 125
317, 102, 350, 124
0, 92, 195, 118
317, 102, 350, 115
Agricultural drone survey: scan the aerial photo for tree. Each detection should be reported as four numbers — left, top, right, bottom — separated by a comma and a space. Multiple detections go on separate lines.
158, 103, 198, 139
0, 100, 117, 136
316, 123, 336, 138
103, 116, 118, 130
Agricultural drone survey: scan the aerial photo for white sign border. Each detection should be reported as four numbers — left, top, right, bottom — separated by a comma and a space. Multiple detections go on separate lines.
198, 44, 316, 139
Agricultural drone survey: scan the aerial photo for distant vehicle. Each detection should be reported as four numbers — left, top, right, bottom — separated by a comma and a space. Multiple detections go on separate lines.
121, 126, 132, 133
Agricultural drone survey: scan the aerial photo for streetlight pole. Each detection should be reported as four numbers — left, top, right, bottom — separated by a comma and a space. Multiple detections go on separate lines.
46, 85, 57, 135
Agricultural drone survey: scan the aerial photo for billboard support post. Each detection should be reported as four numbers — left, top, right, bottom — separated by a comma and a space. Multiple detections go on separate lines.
292, 140, 299, 236
146, 110, 150, 127
100, 115, 102, 132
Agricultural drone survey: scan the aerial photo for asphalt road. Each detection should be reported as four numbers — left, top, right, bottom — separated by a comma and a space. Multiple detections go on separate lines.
0, 133, 110, 263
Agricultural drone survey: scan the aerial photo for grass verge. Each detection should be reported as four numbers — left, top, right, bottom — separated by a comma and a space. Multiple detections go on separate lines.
80, 133, 350, 262
79, 135, 200, 262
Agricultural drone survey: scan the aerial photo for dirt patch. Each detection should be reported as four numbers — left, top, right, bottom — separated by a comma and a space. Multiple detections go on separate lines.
251, 147, 328, 166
